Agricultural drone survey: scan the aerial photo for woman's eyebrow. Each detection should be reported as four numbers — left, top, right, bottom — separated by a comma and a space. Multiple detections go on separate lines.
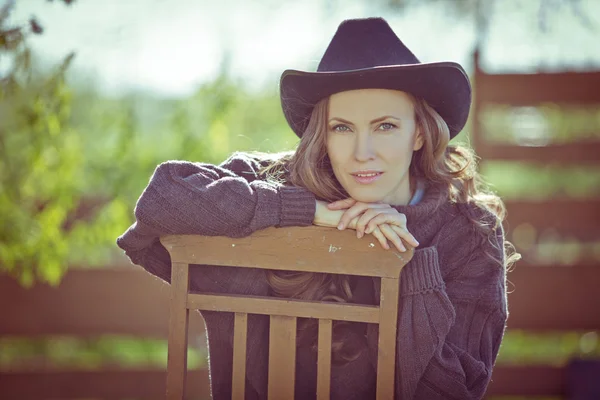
328, 115, 402, 125
328, 117, 354, 125
371, 115, 402, 124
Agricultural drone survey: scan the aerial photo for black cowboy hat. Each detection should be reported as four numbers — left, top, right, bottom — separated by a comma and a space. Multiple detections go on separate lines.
280, 17, 471, 140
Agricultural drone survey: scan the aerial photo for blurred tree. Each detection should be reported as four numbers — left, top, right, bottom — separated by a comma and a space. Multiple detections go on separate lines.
0, 0, 103, 287
0, 0, 296, 286
381, 0, 591, 20
378, 0, 594, 40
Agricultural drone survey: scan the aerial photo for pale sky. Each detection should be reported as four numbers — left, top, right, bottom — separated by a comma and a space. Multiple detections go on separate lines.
9, 0, 600, 96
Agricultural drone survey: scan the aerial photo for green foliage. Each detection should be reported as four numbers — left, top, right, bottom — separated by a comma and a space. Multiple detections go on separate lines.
481, 104, 600, 145
481, 162, 600, 200
0, 4, 83, 286
497, 330, 600, 365
0, 6, 299, 286
0, 335, 206, 370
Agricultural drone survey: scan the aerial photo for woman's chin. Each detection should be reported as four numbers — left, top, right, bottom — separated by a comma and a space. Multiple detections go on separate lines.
346, 189, 385, 204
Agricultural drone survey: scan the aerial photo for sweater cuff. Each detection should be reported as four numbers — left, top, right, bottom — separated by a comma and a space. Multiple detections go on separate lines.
278, 186, 316, 227
400, 246, 445, 296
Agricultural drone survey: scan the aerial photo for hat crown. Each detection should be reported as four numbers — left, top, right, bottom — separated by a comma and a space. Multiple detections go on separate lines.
317, 17, 420, 72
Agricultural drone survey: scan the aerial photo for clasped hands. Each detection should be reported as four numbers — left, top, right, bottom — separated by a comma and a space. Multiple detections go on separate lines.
313, 199, 420, 253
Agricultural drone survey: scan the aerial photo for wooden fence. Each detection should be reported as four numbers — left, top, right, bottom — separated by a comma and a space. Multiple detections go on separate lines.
470, 51, 600, 398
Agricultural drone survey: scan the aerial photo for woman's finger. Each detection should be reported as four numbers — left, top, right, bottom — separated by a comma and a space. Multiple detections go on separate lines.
338, 203, 371, 229
364, 212, 419, 247
355, 208, 386, 238
363, 210, 400, 233
365, 209, 407, 229
370, 225, 389, 250
380, 224, 407, 252
327, 198, 357, 210
338, 202, 389, 230
390, 225, 420, 248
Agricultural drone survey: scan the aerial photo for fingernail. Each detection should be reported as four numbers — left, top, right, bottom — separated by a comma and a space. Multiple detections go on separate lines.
365, 227, 371, 234
357, 231, 363, 238
338, 223, 344, 230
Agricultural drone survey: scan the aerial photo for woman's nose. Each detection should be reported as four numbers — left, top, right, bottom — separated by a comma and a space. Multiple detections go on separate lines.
353, 134, 376, 162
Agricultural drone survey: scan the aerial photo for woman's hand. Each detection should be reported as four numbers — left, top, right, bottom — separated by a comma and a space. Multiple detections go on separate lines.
314, 200, 348, 228
314, 200, 371, 231
328, 198, 419, 252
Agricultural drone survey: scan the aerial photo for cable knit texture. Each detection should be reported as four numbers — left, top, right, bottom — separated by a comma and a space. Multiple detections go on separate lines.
117, 152, 508, 400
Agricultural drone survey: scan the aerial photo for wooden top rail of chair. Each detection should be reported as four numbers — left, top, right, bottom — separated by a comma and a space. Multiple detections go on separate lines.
160, 226, 414, 279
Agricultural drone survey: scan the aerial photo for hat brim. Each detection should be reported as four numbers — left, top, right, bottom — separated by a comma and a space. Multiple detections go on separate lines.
280, 61, 471, 139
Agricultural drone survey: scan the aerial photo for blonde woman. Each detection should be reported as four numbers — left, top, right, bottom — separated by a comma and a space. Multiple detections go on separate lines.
118, 17, 518, 400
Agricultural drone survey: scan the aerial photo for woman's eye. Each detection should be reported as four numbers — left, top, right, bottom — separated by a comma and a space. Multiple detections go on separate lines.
378, 122, 397, 131
331, 124, 350, 132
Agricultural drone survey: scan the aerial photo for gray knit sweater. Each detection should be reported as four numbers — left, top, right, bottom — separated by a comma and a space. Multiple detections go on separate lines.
117, 152, 508, 400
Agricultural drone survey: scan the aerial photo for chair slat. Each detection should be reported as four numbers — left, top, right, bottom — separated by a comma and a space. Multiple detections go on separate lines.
166, 263, 190, 400
376, 277, 400, 400
317, 319, 333, 400
187, 292, 379, 323
268, 315, 297, 400
161, 227, 412, 278
232, 312, 248, 400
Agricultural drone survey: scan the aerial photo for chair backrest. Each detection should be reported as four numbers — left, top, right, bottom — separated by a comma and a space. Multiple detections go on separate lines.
160, 226, 414, 400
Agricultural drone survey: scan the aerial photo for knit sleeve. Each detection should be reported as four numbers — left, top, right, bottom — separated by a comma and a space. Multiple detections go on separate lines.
368, 224, 507, 400
116, 152, 316, 288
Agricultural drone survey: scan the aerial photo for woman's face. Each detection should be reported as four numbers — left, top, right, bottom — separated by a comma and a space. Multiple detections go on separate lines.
326, 89, 423, 205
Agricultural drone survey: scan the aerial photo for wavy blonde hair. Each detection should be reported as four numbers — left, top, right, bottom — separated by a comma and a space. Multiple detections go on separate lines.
260, 94, 520, 363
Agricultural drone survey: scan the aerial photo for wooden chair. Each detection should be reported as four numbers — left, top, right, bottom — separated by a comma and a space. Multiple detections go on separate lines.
160, 226, 414, 400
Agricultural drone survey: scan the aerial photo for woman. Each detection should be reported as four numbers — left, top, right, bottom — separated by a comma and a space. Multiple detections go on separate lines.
118, 17, 518, 400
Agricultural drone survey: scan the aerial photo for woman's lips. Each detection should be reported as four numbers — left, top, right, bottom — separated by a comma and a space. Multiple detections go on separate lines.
351, 171, 383, 185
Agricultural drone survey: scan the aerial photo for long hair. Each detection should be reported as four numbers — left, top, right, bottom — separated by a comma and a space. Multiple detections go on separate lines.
259, 95, 520, 363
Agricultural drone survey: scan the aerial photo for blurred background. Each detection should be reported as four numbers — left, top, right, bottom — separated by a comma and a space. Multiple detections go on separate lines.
1, 0, 599, 399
